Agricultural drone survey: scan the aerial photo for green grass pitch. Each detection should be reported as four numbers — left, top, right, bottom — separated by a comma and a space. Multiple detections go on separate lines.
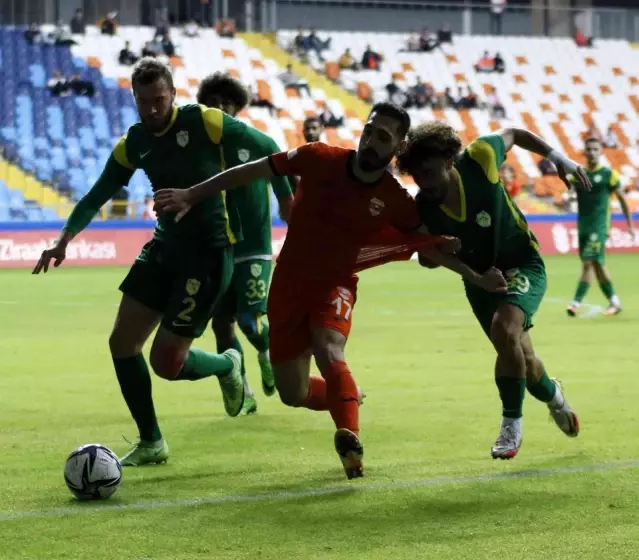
1, 255, 639, 559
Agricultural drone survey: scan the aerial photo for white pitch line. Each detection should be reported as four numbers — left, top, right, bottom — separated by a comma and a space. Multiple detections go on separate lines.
1, 460, 638, 522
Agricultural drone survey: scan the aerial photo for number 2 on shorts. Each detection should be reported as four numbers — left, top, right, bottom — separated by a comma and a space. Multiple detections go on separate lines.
177, 297, 196, 322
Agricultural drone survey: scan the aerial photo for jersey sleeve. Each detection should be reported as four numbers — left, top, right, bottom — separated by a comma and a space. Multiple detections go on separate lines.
387, 181, 421, 232
64, 142, 135, 235
465, 134, 507, 184
609, 169, 622, 191
268, 142, 328, 177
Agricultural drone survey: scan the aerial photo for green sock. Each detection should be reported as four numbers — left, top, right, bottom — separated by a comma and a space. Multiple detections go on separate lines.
527, 371, 557, 403
495, 376, 526, 418
113, 355, 162, 442
573, 281, 590, 303
177, 348, 233, 381
240, 316, 269, 354
599, 280, 616, 300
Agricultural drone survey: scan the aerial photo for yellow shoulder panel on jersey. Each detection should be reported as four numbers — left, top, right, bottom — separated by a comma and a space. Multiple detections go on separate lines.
199, 105, 224, 144
467, 140, 500, 184
112, 135, 135, 170
610, 168, 621, 189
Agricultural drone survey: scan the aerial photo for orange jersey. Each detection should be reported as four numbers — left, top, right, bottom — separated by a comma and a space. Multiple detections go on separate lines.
268, 143, 421, 284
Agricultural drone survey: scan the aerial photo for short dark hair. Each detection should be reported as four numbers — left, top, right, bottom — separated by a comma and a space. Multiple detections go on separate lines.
303, 116, 322, 127
131, 57, 174, 89
196, 72, 249, 110
396, 121, 462, 174
585, 136, 601, 147
368, 102, 411, 138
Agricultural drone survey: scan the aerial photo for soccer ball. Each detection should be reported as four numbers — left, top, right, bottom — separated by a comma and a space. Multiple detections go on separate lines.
64, 444, 122, 501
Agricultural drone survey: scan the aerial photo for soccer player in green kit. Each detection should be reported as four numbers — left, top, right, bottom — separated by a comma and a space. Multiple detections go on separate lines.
32, 59, 275, 466
397, 122, 592, 460
567, 137, 635, 317
196, 73, 294, 414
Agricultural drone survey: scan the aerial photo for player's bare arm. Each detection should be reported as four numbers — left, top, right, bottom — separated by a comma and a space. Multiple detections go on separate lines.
154, 157, 273, 221
615, 189, 635, 239
497, 127, 591, 192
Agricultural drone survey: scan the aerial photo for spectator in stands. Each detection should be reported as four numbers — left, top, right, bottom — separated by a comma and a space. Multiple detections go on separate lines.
305, 28, 331, 61
488, 88, 506, 118
338, 48, 358, 71
184, 19, 199, 37
475, 51, 495, 73
319, 106, 344, 128
604, 125, 619, 148
458, 86, 478, 109
490, 0, 506, 35
405, 78, 428, 109
46, 71, 70, 97
385, 78, 406, 106
440, 87, 457, 108
70, 9, 85, 35
248, 85, 279, 116
438, 23, 453, 44
303, 116, 323, 143
575, 29, 593, 48
69, 74, 95, 97
585, 123, 602, 142
494, 52, 505, 73
407, 31, 421, 52
25, 23, 42, 45
101, 11, 118, 36
161, 32, 176, 57
361, 45, 382, 70
419, 28, 440, 52
119, 41, 139, 66
50, 21, 77, 46
142, 41, 158, 58
291, 26, 308, 59
218, 19, 236, 38
279, 63, 311, 96
500, 164, 521, 199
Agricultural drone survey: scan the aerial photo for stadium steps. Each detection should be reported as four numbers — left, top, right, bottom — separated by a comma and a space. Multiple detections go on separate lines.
0, 159, 72, 218
240, 32, 371, 121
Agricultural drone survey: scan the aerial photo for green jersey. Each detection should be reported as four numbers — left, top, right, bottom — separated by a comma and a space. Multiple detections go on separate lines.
63, 104, 270, 248
416, 134, 540, 273
573, 164, 620, 233
223, 131, 293, 260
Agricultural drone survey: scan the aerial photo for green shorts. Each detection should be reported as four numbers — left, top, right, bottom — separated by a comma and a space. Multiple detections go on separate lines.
119, 239, 234, 339
579, 230, 607, 264
464, 255, 547, 338
215, 258, 272, 321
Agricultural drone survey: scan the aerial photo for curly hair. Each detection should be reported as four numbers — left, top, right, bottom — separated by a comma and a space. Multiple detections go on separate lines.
132, 57, 174, 89
395, 121, 462, 174
197, 72, 249, 110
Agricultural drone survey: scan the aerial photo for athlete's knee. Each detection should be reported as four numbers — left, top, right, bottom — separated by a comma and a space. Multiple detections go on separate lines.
149, 342, 188, 380
274, 364, 307, 407
237, 312, 262, 337
490, 308, 523, 352
109, 327, 144, 359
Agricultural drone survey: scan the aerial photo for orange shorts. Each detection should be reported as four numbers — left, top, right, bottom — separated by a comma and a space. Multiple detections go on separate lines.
267, 270, 358, 364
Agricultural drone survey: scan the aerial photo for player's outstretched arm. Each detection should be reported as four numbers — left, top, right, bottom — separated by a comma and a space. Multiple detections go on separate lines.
154, 158, 274, 221
419, 249, 508, 293
497, 127, 591, 192
32, 156, 133, 274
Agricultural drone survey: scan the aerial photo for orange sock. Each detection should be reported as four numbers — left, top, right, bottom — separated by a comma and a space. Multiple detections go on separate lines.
321, 360, 359, 433
303, 375, 328, 410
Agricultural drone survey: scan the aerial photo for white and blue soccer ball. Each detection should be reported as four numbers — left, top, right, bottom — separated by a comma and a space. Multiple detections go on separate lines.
64, 444, 122, 501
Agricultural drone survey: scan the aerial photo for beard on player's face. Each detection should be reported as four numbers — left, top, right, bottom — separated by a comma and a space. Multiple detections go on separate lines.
303, 123, 322, 143
136, 82, 175, 133
356, 146, 394, 172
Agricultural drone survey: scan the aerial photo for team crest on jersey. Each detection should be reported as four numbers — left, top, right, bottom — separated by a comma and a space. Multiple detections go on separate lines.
593, 174, 602, 183
176, 130, 189, 148
505, 268, 530, 294
590, 232, 599, 241
185, 278, 201, 296
337, 287, 352, 300
476, 211, 492, 228
250, 263, 262, 278
287, 148, 298, 159
369, 197, 385, 216
238, 149, 250, 163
